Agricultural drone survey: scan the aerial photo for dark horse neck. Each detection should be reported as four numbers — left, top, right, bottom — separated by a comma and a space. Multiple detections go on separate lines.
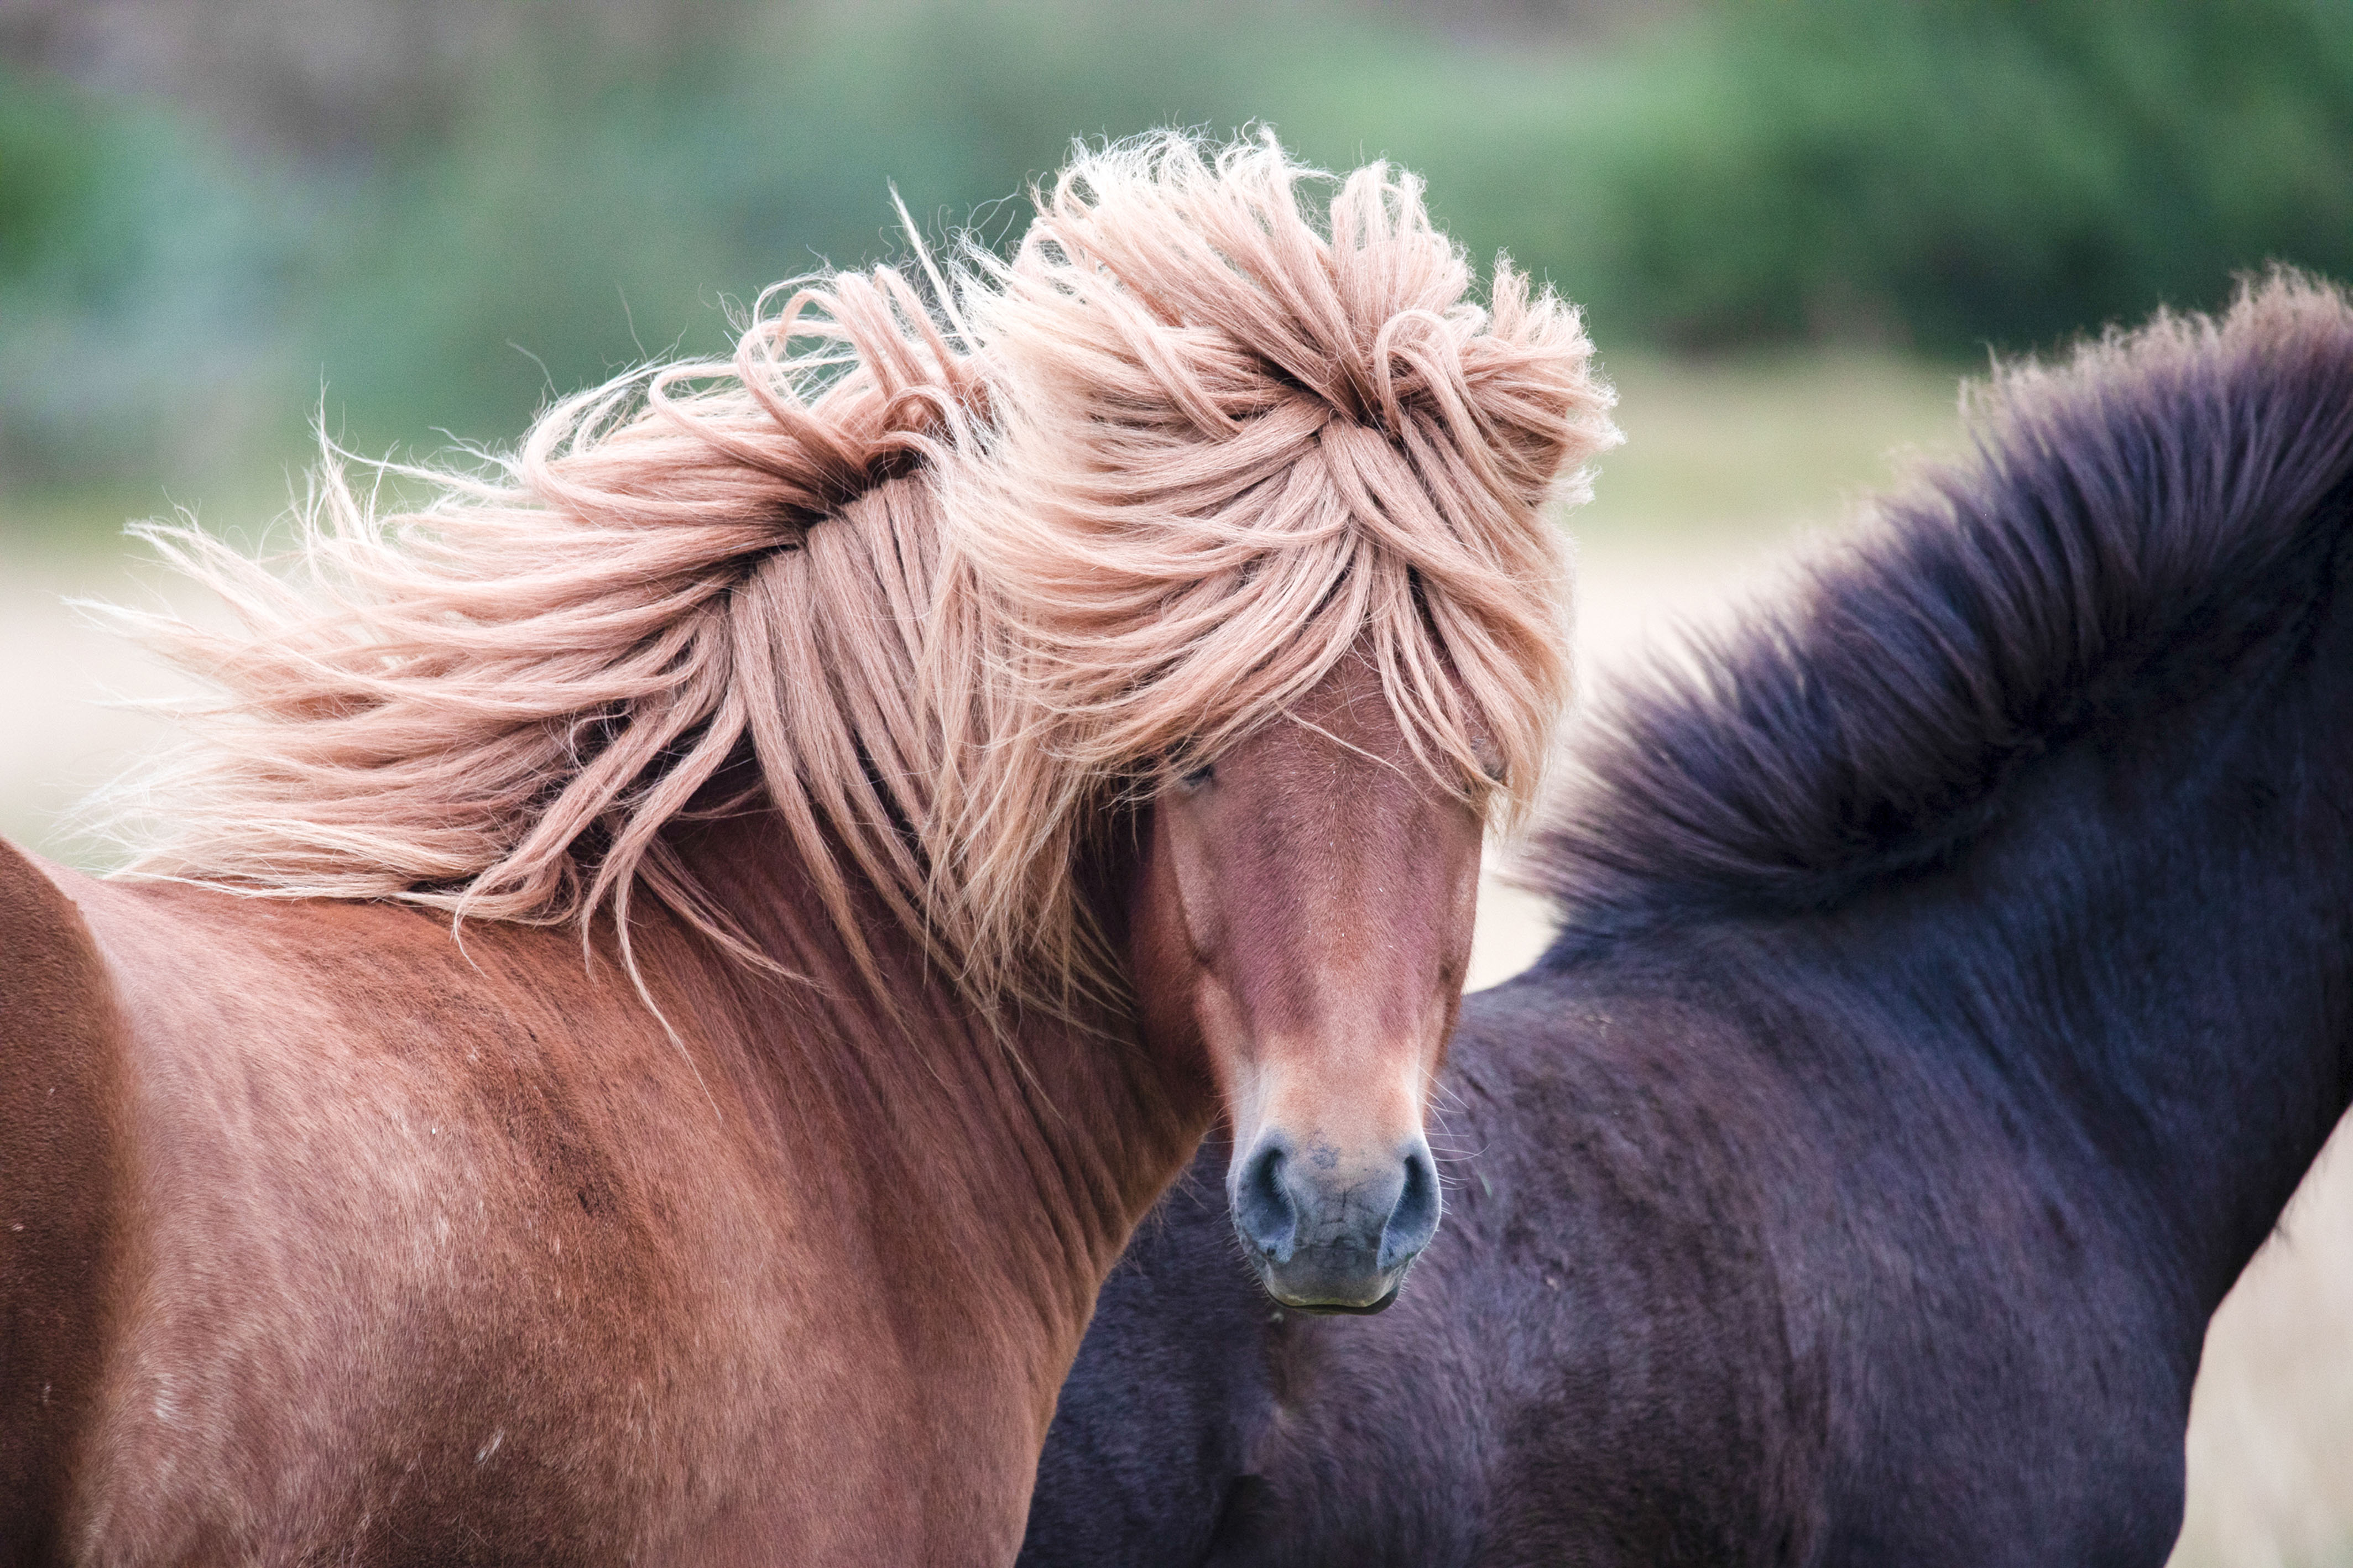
1532, 311, 2353, 1337
1796, 501, 2353, 1316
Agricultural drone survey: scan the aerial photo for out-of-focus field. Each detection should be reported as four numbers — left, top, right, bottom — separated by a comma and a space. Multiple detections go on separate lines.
2, 351, 2346, 1562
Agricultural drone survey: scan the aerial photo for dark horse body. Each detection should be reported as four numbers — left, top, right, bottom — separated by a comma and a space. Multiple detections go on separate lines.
1021, 278, 2353, 1565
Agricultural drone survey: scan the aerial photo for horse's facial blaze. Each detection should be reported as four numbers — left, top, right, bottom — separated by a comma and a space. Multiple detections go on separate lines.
1133, 654, 1485, 1313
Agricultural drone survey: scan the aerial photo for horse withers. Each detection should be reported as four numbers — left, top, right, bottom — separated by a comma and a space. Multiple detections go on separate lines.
0, 135, 1616, 1562
1022, 274, 2353, 1566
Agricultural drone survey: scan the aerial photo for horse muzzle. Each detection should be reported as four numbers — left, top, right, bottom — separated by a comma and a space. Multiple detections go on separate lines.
1229, 1131, 1441, 1312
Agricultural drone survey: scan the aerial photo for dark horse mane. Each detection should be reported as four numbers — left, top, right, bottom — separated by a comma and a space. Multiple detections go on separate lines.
1529, 271, 2353, 949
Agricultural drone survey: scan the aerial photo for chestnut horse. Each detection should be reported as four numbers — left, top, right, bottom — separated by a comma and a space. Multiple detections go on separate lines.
0, 135, 1615, 1562
1022, 274, 2353, 1566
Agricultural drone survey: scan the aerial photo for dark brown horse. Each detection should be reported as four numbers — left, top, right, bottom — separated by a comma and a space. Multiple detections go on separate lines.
1021, 273, 2353, 1566
0, 135, 1616, 1562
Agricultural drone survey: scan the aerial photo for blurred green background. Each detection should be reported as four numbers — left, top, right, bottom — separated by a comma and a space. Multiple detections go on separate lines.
5, 0, 2352, 502
5, 5, 2353, 1562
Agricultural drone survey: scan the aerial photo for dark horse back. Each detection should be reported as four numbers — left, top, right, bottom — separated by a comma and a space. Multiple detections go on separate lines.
0, 840, 125, 1560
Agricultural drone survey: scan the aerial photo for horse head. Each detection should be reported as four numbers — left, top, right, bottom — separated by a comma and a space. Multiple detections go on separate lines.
960, 137, 1617, 1312
1127, 642, 1485, 1310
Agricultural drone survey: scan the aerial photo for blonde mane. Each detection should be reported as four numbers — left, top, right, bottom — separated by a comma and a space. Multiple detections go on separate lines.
100, 131, 1618, 1010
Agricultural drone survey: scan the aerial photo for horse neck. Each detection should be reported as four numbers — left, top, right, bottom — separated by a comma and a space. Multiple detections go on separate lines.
659, 808, 1214, 1351
1783, 524, 2353, 1313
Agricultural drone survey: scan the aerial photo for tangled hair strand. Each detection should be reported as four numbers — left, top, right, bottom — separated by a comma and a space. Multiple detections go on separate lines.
93, 130, 1618, 1016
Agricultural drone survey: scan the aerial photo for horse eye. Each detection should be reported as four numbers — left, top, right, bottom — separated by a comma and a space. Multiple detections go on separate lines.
1178, 763, 1215, 788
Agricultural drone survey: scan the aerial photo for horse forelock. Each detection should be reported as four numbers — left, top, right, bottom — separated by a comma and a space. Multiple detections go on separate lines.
90, 130, 1616, 1018
932, 132, 1614, 1003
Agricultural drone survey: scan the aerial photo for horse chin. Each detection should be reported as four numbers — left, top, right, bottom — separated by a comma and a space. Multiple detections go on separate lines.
1251, 1260, 1412, 1316
1283, 1281, 1405, 1317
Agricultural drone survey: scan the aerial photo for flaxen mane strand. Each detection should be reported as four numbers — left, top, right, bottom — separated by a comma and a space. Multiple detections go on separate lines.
98, 269, 981, 987
97, 130, 1617, 1010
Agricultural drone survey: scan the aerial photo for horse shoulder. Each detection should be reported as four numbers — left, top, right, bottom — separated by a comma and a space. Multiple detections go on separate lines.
0, 837, 131, 1551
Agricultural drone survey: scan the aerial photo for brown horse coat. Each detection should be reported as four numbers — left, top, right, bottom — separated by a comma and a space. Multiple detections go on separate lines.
11, 816, 1202, 1561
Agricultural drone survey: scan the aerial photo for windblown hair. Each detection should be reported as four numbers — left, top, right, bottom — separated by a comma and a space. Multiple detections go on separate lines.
100, 131, 1616, 1008
1527, 270, 2353, 950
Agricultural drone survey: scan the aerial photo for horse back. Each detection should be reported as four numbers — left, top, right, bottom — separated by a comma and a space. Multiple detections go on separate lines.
0, 838, 126, 1559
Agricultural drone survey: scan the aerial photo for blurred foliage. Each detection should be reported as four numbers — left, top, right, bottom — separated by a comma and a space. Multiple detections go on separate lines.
0, 70, 299, 484
3, 0, 2350, 494
1567, 0, 2353, 350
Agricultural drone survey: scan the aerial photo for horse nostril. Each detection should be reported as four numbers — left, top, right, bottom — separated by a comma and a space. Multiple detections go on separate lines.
1232, 1140, 1298, 1263
1379, 1144, 1441, 1272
